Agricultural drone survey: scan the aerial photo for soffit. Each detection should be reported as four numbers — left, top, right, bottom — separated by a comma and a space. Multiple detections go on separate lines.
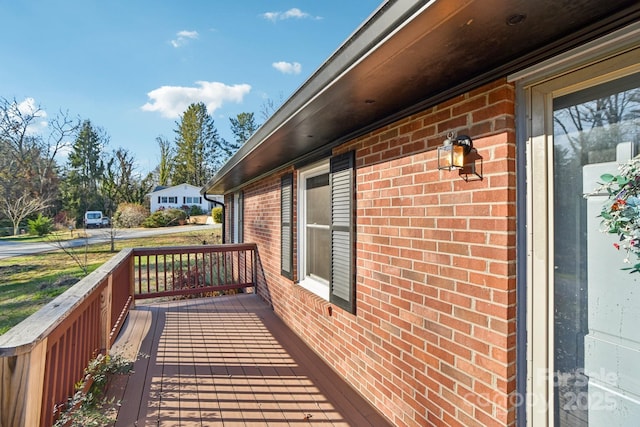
203, 0, 640, 194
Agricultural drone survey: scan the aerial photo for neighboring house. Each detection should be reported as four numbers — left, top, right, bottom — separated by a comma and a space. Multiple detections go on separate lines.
203, 2, 640, 426
148, 183, 221, 213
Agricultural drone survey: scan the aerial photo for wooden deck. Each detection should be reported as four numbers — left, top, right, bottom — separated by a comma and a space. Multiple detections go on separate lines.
108, 294, 392, 426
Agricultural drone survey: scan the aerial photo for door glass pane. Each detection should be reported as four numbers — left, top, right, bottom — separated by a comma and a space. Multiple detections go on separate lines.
553, 72, 640, 426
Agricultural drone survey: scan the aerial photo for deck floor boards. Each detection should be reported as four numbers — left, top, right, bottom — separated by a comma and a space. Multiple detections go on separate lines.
107, 294, 392, 426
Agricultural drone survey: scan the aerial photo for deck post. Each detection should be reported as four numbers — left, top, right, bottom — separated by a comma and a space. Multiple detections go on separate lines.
0, 337, 48, 427
252, 246, 258, 291
129, 252, 136, 309
100, 277, 113, 353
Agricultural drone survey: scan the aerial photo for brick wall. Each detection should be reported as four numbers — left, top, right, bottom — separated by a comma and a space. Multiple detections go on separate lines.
239, 78, 517, 426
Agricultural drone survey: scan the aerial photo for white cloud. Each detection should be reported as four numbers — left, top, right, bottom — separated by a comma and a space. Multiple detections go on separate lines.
272, 61, 302, 75
170, 30, 199, 48
16, 97, 43, 116
13, 97, 48, 135
141, 81, 252, 118
262, 8, 319, 22
53, 144, 73, 164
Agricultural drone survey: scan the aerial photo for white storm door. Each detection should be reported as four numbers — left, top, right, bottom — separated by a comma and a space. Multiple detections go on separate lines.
526, 47, 640, 427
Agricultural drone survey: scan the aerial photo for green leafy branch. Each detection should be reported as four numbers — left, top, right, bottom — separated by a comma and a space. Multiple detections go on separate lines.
589, 156, 640, 273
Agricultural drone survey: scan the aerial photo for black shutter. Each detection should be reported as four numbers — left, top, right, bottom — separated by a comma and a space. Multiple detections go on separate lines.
330, 151, 355, 314
237, 191, 244, 243
281, 174, 293, 279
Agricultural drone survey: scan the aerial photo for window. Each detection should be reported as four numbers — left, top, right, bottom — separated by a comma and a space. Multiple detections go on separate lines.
296, 152, 355, 313
159, 196, 177, 204
232, 191, 244, 243
237, 192, 244, 243
184, 196, 201, 204
298, 161, 330, 298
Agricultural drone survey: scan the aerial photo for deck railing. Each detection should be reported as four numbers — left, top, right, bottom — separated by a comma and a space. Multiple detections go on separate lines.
0, 243, 258, 427
133, 244, 257, 299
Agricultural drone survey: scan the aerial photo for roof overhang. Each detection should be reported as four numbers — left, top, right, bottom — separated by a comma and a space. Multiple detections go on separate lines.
203, 0, 640, 195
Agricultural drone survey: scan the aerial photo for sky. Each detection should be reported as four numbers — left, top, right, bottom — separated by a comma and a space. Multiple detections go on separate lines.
0, 0, 382, 175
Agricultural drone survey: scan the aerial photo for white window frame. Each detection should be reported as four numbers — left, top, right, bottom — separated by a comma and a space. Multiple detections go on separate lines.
297, 159, 331, 300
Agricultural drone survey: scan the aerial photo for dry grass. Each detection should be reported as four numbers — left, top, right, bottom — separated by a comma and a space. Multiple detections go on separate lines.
0, 227, 221, 335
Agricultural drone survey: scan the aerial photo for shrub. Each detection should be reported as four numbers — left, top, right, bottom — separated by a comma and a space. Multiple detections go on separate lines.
189, 205, 203, 216
53, 211, 74, 229
27, 213, 53, 236
142, 208, 187, 228
212, 207, 223, 223
53, 353, 132, 427
113, 203, 148, 228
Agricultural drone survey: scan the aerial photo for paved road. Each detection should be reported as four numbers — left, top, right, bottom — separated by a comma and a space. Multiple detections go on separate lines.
0, 224, 220, 260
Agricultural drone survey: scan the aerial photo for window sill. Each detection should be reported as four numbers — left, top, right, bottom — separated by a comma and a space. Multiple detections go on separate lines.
297, 276, 330, 301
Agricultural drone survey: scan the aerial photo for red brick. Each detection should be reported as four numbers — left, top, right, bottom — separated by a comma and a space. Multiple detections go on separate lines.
488, 85, 515, 104
472, 101, 515, 122
469, 120, 493, 136
236, 78, 518, 427
454, 306, 489, 327
436, 115, 469, 133
452, 95, 488, 116
440, 313, 472, 334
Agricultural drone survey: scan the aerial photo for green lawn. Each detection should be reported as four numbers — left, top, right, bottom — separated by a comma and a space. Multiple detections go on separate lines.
0, 228, 221, 335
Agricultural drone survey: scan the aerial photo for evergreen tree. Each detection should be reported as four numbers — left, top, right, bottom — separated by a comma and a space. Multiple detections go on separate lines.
172, 103, 224, 186
156, 136, 173, 186
62, 120, 107, 223
229, 112, 259, 151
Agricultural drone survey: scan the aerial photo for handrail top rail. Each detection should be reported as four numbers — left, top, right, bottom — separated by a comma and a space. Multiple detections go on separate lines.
0, 243, 259, 357
0, 248, 134, 357
131, 243, 257, 255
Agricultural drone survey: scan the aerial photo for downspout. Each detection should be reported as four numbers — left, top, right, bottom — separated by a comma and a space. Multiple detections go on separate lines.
203, 193, 225, 244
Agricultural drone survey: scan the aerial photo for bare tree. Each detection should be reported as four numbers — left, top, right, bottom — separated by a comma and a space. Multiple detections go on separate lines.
259, 92, 286, 121
0, 191, 50, 235
0, 97, 80, 196
45, 235, 89, 275
553, 88, 640, 164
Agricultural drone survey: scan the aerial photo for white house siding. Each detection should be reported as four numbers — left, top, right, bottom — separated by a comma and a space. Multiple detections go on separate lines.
148, 184, 222, 213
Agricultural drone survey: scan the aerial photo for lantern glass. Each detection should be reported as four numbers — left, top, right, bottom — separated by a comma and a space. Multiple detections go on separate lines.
458, 149, 483, 181
437, 144, 454, 170
452, 144, 466, 168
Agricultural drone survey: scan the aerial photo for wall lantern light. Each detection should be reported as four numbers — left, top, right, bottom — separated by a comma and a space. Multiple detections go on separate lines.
437, 132, 483, 181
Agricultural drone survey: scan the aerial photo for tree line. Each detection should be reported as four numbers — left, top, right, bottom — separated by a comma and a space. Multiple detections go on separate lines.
0, 98, 259, 235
